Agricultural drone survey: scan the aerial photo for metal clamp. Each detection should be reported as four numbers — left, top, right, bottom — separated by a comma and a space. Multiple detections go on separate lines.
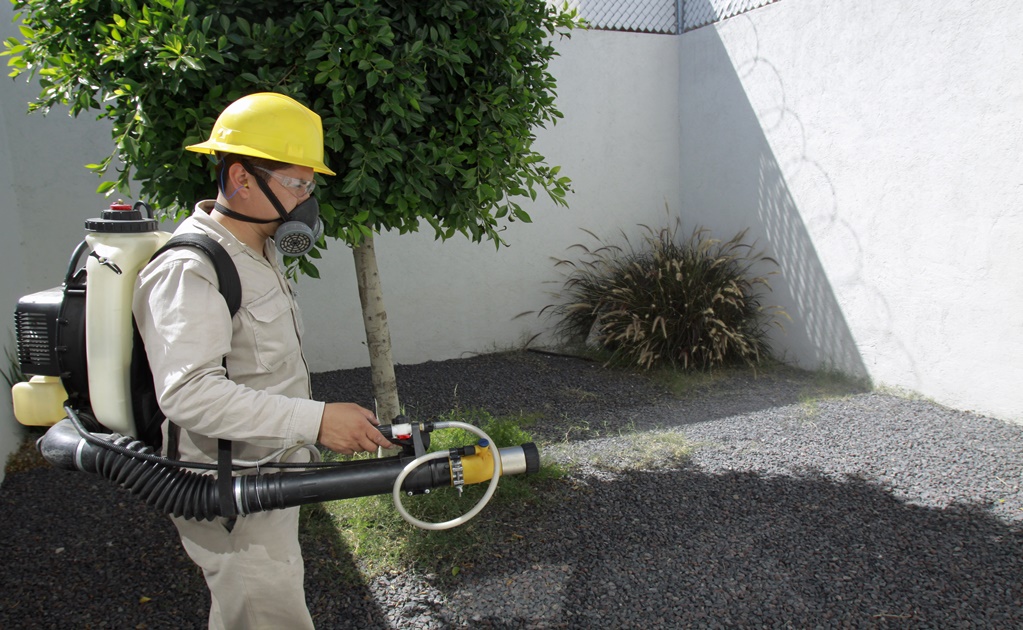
89, 251, 122, 275
449, 449, 464, 496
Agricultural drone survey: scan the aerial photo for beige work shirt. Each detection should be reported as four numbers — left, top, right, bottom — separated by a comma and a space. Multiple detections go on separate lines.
132, 201, 323, 465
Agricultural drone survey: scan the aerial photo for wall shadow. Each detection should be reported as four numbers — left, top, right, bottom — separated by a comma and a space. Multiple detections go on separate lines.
0, 465, 387, 629
441, 467, 1023, 627
679, 4, 873, 380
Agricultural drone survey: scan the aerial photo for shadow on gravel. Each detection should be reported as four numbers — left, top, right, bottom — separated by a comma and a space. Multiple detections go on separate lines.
5, 461, 1019, 628
446, 468, 1023, 628
301, 504, 391, 628
0, 466, 386, 629
312, 351, 866, 440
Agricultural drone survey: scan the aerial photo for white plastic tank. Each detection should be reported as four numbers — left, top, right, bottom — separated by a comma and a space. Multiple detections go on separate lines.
84, 201, 170, 436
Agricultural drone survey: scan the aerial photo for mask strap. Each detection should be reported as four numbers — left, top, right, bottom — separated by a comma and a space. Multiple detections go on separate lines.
239, 158, 292, 223
213, 201, 280, 225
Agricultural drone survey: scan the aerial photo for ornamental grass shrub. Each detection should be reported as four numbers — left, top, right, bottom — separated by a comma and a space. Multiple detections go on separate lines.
543, 219, 788, 370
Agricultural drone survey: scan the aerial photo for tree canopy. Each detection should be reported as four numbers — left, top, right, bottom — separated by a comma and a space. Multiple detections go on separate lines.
5, 0, 578, 274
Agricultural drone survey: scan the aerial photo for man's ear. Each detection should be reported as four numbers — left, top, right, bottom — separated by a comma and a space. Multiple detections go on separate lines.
228, 162, 251, 194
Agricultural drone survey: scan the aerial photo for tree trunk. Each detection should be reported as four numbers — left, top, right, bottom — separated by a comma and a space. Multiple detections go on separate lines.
353, 234, 401, 425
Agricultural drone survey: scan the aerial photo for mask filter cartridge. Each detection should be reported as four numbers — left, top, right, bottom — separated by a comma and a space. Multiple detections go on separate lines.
274, 196, 323, 257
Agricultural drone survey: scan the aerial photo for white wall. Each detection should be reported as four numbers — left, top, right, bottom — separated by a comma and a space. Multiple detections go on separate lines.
0, 73, 25, 483
679, 0, 1023, 420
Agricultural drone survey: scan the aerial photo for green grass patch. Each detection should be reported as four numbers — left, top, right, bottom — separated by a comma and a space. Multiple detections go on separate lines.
806, 367, 871, 396
302, 409, 565, 581
646, 364, 742, 397
797, 367, 873, 409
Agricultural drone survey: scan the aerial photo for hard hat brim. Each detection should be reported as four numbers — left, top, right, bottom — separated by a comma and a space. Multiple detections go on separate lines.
186, 139, 337, 176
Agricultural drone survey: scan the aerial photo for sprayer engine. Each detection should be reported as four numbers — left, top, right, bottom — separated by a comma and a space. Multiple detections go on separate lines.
14, 261, 90, 415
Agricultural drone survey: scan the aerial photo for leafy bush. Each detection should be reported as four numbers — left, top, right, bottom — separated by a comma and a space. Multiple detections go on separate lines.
544, 219, 787, 370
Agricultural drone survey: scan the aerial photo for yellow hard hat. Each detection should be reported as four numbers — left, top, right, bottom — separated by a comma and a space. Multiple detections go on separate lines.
186, 92, 336, 176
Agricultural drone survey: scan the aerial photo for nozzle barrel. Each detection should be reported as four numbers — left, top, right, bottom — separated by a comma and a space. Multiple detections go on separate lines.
35, 420, 541, 521
236, 444, 539, 513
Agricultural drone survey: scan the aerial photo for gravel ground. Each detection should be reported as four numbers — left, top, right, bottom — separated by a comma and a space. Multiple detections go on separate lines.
1, 350, 1021, 629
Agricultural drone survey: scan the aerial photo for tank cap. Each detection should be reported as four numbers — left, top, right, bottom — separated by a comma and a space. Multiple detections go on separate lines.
85, 200, 159, 233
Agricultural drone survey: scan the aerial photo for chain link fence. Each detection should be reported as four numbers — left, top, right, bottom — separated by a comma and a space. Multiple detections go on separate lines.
564, 0, 780, 34
682, 0, 780, 31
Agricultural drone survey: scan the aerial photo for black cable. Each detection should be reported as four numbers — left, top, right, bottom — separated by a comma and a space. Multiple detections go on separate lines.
65, 405, 219, 471
64, 405, 399, 471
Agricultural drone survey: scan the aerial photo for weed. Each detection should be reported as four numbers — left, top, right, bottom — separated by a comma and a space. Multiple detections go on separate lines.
4, 429, 47, 476
596, 431, 694, 471
646, 364, 735, 397
542, 216, 789, 371
560, 387, 598, 402
2, 331, 26, 389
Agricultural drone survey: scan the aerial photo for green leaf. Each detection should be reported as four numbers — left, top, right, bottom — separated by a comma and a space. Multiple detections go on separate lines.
512, 207, 532, 223
180, 56, 205, 71
299, 258, 320, 279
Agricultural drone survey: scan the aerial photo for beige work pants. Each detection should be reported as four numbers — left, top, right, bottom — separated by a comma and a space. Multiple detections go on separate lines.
172, 507, 314, 630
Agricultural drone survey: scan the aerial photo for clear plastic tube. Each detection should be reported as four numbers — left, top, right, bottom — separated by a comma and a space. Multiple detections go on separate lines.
391, 421, 502, 530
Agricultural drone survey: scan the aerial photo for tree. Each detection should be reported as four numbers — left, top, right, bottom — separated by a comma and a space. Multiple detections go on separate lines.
4, 0, 578, 422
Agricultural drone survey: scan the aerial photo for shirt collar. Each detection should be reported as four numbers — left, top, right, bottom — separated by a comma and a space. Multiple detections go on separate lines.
193, 200, 278, 263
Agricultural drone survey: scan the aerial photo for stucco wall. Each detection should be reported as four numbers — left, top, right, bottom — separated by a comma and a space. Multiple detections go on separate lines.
679, 0, 1023, 420
0, 71, 25, 483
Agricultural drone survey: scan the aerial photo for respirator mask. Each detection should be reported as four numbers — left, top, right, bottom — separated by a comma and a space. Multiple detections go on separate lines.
214, 158, 324, 257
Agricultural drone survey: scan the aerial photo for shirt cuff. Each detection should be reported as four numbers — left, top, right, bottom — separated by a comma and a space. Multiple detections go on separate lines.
289, 398, 326, 446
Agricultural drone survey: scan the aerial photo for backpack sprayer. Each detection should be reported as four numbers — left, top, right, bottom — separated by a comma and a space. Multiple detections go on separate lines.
12, 201, 540, 530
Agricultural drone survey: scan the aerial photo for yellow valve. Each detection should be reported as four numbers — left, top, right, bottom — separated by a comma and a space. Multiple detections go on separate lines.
459, 444, 501, 485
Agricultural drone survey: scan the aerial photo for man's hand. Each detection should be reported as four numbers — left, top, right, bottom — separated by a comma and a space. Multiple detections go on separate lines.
318, 403, 393, 455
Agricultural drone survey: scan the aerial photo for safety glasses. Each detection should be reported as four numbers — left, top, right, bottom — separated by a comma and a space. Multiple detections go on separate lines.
253, 166, 316, 198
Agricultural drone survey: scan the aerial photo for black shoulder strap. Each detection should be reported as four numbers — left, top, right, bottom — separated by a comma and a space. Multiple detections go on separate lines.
159, 233, 241, 519
154, 233, 242, 317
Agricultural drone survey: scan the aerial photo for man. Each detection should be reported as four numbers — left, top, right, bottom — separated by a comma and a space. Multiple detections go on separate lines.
133, 92, 393, 629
